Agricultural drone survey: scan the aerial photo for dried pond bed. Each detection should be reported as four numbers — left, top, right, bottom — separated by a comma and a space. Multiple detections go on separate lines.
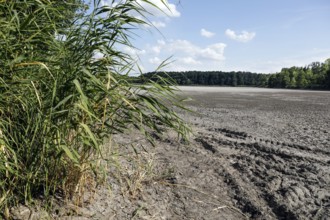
12, 87, 330, 219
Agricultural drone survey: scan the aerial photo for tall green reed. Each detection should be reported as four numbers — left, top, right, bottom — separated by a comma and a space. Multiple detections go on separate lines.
0, 0, 190, 215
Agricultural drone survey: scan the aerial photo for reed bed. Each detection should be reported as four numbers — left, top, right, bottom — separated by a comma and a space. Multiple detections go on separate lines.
0, 0, 190, 217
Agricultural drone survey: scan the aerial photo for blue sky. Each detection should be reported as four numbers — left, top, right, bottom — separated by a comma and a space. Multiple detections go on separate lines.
102, 0, 330, 73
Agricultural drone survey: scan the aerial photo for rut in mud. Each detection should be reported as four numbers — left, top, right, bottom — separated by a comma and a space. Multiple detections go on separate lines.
182, 87, 330, 219
195, 130, 329, 219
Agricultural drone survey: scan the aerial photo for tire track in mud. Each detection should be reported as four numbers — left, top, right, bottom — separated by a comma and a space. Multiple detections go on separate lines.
195, 128, 330, 220
208, 127, 330, 158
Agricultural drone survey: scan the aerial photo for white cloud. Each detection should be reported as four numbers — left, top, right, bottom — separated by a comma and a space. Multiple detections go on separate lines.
150, 39, 226, 61
152, 46, 161, 54
123, 47, 146, 58
151, 40, 166, 54
100, 0, 110, 7
200, 28, 215, 38
167, 40, 196, 54
200, 43, 226, 61
149, 57, 162, 65
136, 0, 180, 17
225, 29, 256, 42
100, 0, 180, 34
93, 51, 104, 60
143, 39, 227, 71
100, 0, 119, 8
152, 21, 166, 28
180, 57, 201, 65
157, 39, 166, 46
97, 0, 181, 17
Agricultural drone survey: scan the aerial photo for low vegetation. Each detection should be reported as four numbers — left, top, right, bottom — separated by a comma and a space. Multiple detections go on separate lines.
0, 0, 190, 217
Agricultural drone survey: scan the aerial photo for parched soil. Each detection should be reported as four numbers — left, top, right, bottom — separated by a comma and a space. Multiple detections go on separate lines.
12, 87, 330, 220
178, 87, 330, 220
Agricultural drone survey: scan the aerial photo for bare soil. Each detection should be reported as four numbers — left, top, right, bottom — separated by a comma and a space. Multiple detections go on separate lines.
12, 87, 330, 220
177, 87, 330, 220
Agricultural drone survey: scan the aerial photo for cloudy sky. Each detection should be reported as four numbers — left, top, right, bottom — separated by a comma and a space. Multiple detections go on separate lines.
104, 0, 330, 73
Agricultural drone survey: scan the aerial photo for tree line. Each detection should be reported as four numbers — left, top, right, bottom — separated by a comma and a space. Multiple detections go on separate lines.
138, 59, 330, 89
268, 60, 330, 89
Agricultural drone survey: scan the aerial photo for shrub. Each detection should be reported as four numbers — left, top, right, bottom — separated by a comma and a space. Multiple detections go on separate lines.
0, 0, 190, 215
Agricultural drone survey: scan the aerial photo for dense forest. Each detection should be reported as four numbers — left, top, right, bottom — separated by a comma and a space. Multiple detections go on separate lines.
138, 59, 330, 89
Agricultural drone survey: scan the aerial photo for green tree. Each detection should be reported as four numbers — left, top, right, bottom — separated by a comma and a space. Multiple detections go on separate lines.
232, 72, 238, 86
237, 72, 245, 86
280, 68, 291, 88
296, 70, 308, 88
324, 58, 330, 88
288, 68, 298, 88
